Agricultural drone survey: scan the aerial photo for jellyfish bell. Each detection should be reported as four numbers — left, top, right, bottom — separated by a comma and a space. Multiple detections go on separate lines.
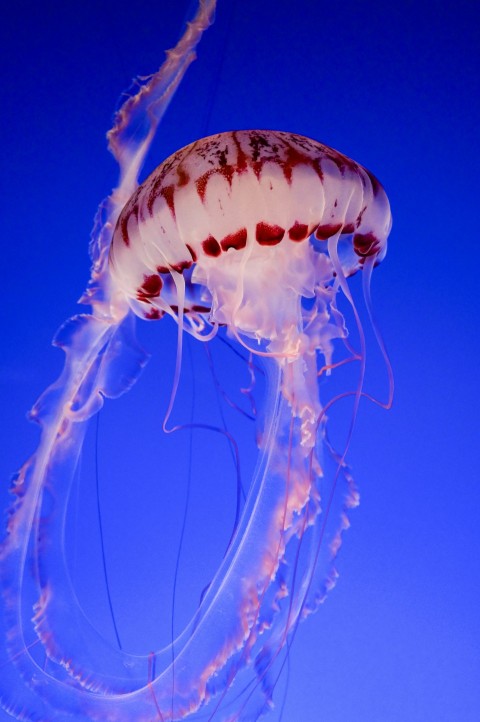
110, 130, 391, 340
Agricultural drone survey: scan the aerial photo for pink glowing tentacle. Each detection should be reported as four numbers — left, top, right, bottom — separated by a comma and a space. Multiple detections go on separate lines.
0, 2, 218, 720
107, 0, 216, 193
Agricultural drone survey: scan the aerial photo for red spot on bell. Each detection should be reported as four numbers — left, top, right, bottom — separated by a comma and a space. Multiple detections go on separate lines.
138, 274, 162, 299
220, 228, 247, 251
186, 244, 197, 263
256, 222, 285, 245
161, 186, 175, 216
171, 259, 192, 273
353, 232, 380, 258
315, 223, 343, 240
288, 222, 309, 242
177, 166, 190, 187
120, 214, 130, 246
202, 235, 222, 257
145, 308, 164, 320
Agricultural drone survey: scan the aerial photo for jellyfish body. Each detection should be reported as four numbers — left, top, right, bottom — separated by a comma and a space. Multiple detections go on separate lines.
0, 1, 392, 720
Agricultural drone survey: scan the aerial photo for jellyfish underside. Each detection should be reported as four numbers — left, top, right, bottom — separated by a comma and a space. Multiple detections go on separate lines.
0, 1, 392, 720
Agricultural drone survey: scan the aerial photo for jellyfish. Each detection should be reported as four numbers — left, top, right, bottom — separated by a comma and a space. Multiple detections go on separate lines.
0, 0, 392, 720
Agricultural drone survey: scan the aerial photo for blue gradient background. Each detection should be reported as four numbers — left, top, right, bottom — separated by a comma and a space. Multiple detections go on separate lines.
1, 1, 479, 720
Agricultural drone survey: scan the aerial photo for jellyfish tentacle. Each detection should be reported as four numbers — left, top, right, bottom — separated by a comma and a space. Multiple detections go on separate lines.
1, 1, 220, 718
107, 0, 217, 198
361, 255, 395, 410
0, 313, 154, 720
